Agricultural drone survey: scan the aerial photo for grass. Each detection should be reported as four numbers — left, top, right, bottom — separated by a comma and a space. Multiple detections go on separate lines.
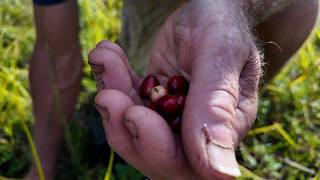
0, 0, 319, 179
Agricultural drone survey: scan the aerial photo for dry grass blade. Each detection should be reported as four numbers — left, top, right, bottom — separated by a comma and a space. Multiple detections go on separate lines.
273, 123, 299, 149
21, 121, 45, 180
104, 150, 115, 180
248, 123, 299, 149
239, 164, 265, 180
282, 157, 315, 175
248, 124, 277, 135
0, 175, 21, 180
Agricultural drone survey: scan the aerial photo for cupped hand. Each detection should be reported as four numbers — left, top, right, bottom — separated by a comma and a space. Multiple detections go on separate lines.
89, 0, 262, 179
89, 41, 198, 179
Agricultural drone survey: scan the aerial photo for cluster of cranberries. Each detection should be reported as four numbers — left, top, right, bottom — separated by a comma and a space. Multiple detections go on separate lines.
139, 75, 189, 134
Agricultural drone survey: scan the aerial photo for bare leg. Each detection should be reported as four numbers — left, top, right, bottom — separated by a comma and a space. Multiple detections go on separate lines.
26, 0, 82, 179
256, 0, 318, 82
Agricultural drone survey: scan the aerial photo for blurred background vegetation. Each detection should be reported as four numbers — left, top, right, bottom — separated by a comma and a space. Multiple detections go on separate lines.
0, 0, 319, 179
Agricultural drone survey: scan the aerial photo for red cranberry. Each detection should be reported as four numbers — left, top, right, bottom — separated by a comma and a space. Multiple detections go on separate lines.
175, 94, 186, 114
148, 102, 157, 111
168, 117, 181, 134
156, 95, 179, 118
139, 75, 160, 99
167, 76, 189, 95
150, 85, 168, 102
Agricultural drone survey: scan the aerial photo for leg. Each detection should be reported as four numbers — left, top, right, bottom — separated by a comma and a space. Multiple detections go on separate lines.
26, 0, 82, 179
256, 0, 318, 83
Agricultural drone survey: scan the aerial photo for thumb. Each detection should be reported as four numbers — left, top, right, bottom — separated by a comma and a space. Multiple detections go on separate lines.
183, 72, 241, 178
182, 46, 252, 178
182, 44, 261, 178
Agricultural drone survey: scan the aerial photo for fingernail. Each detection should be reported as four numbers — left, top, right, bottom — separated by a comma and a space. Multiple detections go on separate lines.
97, 75, 106, 89
93, 103, 110, 122
123, 119, 139, 139
204, 124, 241, 177
90, 70, 106, 89
89, 62, 105, 74
207, 143, 241, 177
89, 62, 105, 89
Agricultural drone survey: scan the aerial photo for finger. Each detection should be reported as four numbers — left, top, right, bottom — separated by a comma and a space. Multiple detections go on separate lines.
94, 89, 145, 170
124, 105, 192, 178
182, 46, 259, 178
95, 40, 141, 88
96, 40, 128, 65
88, 46, 131, 91
88, 45, 142, 104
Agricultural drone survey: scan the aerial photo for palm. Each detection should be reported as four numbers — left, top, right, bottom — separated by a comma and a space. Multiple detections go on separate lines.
147, 14, 190, 83
89, 41, 197, 179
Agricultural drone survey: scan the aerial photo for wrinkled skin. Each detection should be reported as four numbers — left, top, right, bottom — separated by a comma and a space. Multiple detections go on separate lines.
89, 0, 261, 179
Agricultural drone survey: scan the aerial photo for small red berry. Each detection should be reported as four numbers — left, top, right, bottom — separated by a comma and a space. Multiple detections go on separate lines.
156, 95, 179, 118
139, 75, 160, 99
150, 85, 168, 102
167, 76, 189, 95
148, 102, 157, 110
175, 94, 186, 114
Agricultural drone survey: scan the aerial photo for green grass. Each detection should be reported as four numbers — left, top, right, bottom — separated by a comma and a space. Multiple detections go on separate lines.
0, 0, 319, 179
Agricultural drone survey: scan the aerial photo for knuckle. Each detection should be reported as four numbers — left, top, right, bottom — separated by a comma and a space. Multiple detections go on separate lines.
210, 105, 235, 123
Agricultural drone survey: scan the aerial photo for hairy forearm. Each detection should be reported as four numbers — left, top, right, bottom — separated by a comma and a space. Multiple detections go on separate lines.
184, 0, 250, 30
182, 0, 296, 24
246, 0, 319, 25
246, 0, 294, 23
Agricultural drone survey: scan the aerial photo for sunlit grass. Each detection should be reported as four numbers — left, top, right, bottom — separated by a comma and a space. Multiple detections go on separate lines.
238, 29, 320, 179
0, 0, 122, 179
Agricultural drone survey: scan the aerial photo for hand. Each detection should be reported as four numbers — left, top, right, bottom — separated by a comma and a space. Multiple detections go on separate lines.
89, 0, 262, 179
89, 41, 198, 179
147, 0, 261, 179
